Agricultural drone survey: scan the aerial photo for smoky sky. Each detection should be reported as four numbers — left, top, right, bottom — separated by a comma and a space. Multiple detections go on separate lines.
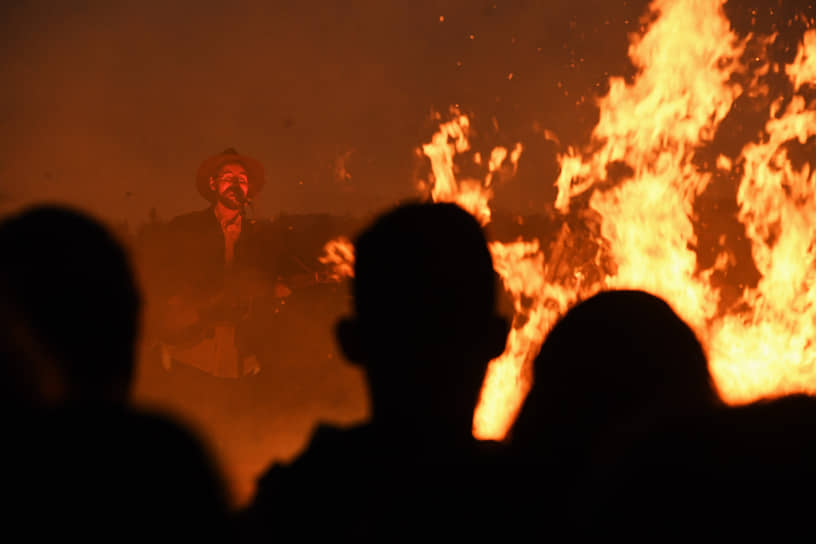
0, 0, 813, 226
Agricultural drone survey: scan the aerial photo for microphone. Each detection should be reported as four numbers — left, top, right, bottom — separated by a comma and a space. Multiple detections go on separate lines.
239, 195, 254, 221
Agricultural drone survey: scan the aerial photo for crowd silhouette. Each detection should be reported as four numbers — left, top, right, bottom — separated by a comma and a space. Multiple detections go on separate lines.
2, 200, 815, 539
0, 206, 229, 541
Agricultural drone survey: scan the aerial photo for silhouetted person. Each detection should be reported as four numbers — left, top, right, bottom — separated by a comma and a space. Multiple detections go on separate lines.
0, 206, 141, 404
504, 290, 722, 531
608, 392, 816, 535
239, 202, 509, 541
0, 205, 230, 541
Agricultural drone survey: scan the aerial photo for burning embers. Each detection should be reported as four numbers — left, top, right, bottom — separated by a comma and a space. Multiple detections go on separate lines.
318, 237, 355, 282
322, 0, 816, 440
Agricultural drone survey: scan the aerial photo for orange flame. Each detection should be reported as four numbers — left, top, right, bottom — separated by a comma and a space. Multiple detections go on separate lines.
321, 112, 553, 440
556, 0, 744, 333
554, 1, 816, 407
421, 113, 494, 226
417, 109, 581, 440
322, 0, 816, 439
709, 29, 816, 402
318, 237, 355, 282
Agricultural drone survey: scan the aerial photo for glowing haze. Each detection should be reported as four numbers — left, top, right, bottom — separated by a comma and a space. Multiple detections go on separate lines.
320, 0, 816, 439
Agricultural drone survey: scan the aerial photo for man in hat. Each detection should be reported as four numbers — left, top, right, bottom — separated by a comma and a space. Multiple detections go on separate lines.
153, 148, 287, 379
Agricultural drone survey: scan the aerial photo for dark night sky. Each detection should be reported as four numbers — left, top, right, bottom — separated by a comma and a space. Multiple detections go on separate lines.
0, 0, 813, 226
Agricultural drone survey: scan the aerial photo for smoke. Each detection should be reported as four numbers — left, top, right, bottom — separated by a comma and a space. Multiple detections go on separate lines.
0, 1, 658, 227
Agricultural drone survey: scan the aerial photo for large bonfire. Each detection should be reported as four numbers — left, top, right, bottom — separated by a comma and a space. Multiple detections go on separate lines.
321, 0, 816, 440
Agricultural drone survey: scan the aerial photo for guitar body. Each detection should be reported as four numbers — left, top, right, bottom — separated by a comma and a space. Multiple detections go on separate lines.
157, 264, 337, 379
163, 322, 243, 378
158, 268, 268, 378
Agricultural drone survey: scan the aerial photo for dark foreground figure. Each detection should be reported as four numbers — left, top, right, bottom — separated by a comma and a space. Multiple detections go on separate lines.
239, 202, 510, 540
0, 205, 230, 541
503, 289, 724, 533
506, 289, 816, 535
597, 392, 816, 535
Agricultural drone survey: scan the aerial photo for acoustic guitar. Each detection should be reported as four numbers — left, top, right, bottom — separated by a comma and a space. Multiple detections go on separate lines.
158, 266, 336, 378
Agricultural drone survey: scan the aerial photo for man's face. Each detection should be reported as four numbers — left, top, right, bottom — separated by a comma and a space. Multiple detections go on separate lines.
209, 162, 249, 209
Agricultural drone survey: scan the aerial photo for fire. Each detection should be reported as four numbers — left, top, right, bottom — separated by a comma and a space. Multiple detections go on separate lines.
473, 239, 578, 438
555, 0, 743, 331
322, 109, 560, 439
554, 1, 816, 406
708, 30, 816, 402
318, 237, 355, 282
417, 111, 584, 439
322, 0, 816, 439
420, 114, 493, 226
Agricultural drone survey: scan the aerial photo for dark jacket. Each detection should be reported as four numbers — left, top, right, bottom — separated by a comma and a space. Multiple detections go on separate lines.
148, 207, 279, 366
161, 207, 269, 300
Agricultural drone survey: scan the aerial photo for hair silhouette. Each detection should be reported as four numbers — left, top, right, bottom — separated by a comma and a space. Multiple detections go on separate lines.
0, 205, 140, 403
0, 205, 230, 541
503, 289, 720, 533
511, 289, 718, 455
336, 201, 508, 441
241, 201, 509, 541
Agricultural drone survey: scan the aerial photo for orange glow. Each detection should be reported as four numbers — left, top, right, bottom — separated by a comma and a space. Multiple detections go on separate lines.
554, 2, 816, 407
555, 0, 743, 333
420, 113, 493, 226
709, 29, 816, 402
318, 237, 355, 281
417, 109, 575, 440
322, 0, 816, 440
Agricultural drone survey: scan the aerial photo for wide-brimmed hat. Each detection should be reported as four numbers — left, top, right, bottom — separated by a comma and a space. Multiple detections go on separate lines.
196, 148, 265, 202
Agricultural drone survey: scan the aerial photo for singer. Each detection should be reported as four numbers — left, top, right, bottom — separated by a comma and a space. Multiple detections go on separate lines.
150, 148, 288, 379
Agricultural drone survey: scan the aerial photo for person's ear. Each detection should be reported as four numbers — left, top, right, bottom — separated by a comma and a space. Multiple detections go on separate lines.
335, 317, 365, 365
209, 177, 216, 192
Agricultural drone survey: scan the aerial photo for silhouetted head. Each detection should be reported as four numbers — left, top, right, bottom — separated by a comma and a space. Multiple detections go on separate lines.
336, 202, 508, 435
0, 205, 141, 404
510, 289, 718, 457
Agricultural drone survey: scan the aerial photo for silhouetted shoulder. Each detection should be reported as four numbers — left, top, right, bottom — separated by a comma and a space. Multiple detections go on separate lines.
238, 424, 375, 541
21, 405, 230, 541
242, 421, 504, 541
253, 423, 375, 495
714, 393, 816, 479
588, 395, 816, 535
